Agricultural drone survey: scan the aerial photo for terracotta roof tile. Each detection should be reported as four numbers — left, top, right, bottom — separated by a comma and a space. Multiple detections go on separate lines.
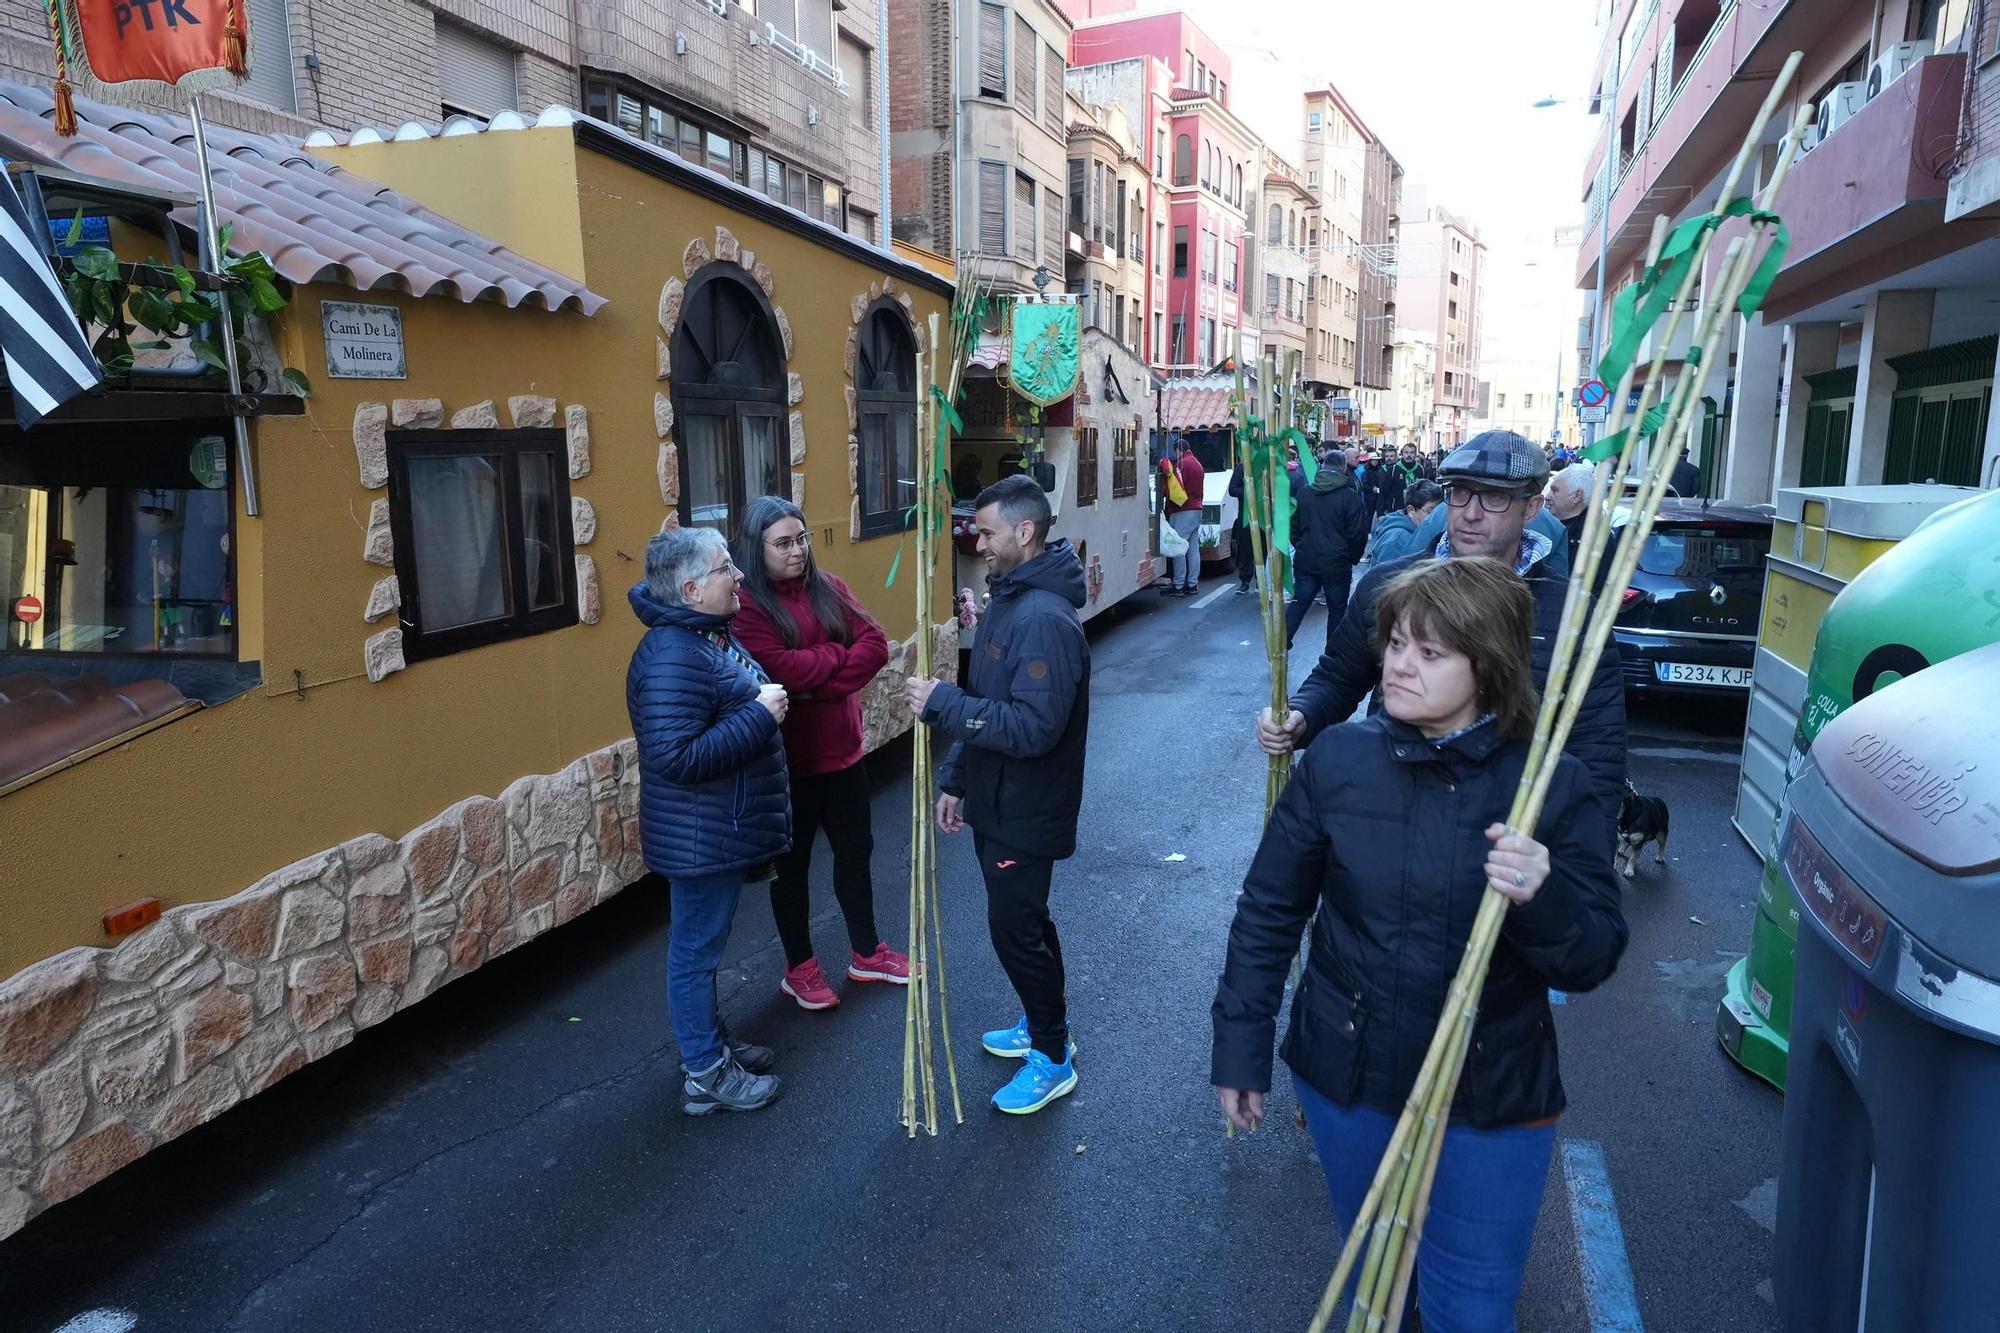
0, 82, 604, 316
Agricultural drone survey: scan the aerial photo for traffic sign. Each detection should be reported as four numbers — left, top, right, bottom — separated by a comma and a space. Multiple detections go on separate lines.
12, 595, 42, 624
1577, 378, 1609, 408
1580, 403, 1608, 425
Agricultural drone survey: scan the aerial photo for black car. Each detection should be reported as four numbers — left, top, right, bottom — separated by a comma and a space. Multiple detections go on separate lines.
1609, 498, 1772, 695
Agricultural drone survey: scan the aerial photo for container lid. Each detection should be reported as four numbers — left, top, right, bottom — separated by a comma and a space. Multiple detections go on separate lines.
1773, 484, 1979, 538
1815, 641, 2000, 877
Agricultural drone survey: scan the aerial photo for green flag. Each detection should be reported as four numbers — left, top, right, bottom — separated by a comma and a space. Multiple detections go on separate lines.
1009, 301, 1080, 407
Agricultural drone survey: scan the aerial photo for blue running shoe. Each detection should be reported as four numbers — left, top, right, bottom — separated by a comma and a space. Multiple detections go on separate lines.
981, 1017, 1079, 1060
981, 1016, 1031, 1058
992, 1049, 1077, 1115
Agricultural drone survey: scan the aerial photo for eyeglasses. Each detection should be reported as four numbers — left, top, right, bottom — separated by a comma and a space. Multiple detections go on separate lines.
700, 558, 742, 581
1443, 485, 1531, 514
766, 531, 813, 553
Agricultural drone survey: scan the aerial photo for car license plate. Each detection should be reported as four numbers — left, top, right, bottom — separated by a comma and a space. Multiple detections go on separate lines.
1657, 662, 1751, 687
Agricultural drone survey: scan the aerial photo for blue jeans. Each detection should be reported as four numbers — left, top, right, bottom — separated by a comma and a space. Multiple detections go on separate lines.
1295, 1079, 1556, 1333
667, 870, 747, 1073
1169, 510, 1202, 588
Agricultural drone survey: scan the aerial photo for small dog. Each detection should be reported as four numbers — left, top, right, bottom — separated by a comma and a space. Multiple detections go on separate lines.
1616, 783, 1671, 879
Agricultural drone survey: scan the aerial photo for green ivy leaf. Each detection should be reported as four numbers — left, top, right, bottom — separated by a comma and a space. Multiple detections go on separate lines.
103, 351, 135, 377
73, 246, 120, 281
179, 297, 220, 325
64, 208, 84, 248
128, 288, 174, 335
171, 265, 197, 298
247, 276, 285, 314
89, 283, 118, 328
215, 221, 234, 256
189, 338, 231, 374
280, 367, 312, 397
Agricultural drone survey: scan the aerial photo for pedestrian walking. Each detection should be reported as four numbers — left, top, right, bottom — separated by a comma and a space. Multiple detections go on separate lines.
1227, 460, 1255, 595
730, 496, 910, 1014
1255, 430, 1627, 835
1287, 450, 1372, 653
904, 476, 1091, 1116
626, 527, 790, 1116
1544, 460, 1596, 571
1213, 557, 1628, 1330
1365, 478, 1444, 567
1160, 438, 1206, 595
1670, 446, 1700, 498
1383, 444, 1427, 513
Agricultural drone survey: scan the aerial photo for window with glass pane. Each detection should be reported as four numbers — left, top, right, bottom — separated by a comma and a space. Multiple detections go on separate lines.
1075, 426, 1099, 507
707, 132, 732, 177
1112, 426, 1139, 497
679, 120, 701, 164
646, 106, 670, 146
0, 429, 236, 656
386, 430, 576, 661
855, 302, 918, 537
670, 270, 789, 539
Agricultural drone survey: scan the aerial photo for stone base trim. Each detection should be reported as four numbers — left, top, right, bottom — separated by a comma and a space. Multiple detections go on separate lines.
0, 740, 648, 1241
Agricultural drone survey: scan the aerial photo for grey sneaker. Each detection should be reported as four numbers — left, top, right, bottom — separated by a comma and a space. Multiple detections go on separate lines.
682, 1053, 782, 1116
723, 1030, 775, 1074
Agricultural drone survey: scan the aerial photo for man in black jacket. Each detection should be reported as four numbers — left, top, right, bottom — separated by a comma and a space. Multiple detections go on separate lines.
1286, 450, 1372, 653
907, 475, 1091, 1116
1255, 430, 1627, 834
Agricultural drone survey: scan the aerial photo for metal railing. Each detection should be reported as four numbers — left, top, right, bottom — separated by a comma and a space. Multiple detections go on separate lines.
765, 22, 850, 93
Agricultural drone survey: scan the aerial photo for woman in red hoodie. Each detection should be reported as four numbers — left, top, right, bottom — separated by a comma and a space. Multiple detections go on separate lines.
731, 496, 910, 1010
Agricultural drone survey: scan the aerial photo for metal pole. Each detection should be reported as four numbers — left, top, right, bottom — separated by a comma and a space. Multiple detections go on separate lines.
1586, 72, 1616, 450
188, 95, 258, 516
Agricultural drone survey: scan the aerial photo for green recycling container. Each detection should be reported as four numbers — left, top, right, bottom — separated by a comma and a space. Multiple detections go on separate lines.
1719, 489, 2000, 1090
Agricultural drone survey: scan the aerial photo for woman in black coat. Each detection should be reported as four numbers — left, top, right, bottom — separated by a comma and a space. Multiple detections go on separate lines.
1212, 556, 1626, 1332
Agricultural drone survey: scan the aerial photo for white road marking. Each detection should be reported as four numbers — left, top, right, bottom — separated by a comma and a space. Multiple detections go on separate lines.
1192, 583, 1233, 609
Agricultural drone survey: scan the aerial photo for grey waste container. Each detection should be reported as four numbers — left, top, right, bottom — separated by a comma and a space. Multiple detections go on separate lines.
1773, 640, 2000, 1332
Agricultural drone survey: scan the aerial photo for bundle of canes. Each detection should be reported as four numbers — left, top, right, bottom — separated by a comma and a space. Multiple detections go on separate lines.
899, 276, 991, 1136
1303, 50, 1809, 1333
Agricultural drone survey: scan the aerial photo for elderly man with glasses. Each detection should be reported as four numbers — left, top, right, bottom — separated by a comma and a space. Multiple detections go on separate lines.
1255, 430, 1627, 836
627, 525, 794, 1116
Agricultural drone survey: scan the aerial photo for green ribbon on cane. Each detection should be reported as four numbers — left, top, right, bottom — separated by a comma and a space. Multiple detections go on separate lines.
886, 386, 968, 588
1584, 198, 1788, 463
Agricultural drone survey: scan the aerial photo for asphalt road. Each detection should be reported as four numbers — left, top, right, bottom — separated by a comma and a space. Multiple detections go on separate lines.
2, 579, 1785, 1333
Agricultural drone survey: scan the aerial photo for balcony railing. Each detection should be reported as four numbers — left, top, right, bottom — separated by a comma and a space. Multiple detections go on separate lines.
765, 22, 849, 92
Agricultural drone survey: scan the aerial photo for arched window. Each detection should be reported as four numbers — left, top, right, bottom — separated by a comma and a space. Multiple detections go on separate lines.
670, 267, 787, 536
1232, 164, 1243, 205
855, 301, 918, 537
1267, 203, 1282, 245
1174, 134, 1192, 186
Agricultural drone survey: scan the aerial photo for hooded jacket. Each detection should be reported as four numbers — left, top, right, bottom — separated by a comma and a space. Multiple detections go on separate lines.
1366, 509, 1424, 565
731, 572, 891, 779
625, 584, 791, 880
1212, 715, 1627, 1126
926, 540, 1091, 860
1291, 466, 1372, 576
1288, 542, 1628, 837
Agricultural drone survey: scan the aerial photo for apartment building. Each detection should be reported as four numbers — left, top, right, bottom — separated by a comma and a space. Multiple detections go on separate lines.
1064, 54, 1175, 367
1398, 191, 1485, 449
1249, 145, 1315, 390
1066, 98, 1152, 354
1359, 135, 1404, 403
1382, 334, 1438, 449
0, 1, 886, 243
1577, 0, 2000, 500
1068, 9, 1252, 370
1301, 87, 1366, 401
889, 0, 1073, 293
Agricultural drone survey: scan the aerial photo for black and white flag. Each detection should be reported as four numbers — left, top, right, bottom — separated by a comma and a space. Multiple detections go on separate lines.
0, 166, 102, 428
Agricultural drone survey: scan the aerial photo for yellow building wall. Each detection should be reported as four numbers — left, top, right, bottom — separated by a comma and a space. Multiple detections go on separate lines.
0, 144, 950, 978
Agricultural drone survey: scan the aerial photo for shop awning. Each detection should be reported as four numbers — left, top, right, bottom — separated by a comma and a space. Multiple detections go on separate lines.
0, 82, 605, 315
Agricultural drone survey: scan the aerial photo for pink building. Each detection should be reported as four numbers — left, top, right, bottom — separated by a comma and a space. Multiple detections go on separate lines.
1067, 8, 1256, 372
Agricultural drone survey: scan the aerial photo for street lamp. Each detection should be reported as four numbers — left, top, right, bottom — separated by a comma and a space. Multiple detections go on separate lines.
1535, 78, 1619, 448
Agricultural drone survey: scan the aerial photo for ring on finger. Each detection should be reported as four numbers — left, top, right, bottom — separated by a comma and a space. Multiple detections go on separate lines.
1513, 871, 1525, 887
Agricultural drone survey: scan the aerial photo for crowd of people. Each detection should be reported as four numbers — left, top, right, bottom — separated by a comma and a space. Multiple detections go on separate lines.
623, 428, 1632, 1326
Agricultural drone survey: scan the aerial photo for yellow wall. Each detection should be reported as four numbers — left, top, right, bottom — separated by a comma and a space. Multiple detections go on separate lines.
0, 138, 950, 978
318, 128, 588, 282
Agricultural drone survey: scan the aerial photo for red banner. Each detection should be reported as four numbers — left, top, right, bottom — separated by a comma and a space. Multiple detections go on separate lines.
71, 0, 245, 85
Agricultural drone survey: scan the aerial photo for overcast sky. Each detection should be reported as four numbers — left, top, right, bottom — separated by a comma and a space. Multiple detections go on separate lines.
1167, 0, 1605, 369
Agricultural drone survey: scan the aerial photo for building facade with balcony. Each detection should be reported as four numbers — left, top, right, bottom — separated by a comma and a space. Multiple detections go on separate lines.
889, 0, 1074, 293
1576, 0, 2000, 499
1399, 193, 1485, 449
1066, 98, 1153, 355
1301, 87, 1366, 401
1064, 54, 1177, 367
1249, 146, 1316, 393
0, 2, 887, 244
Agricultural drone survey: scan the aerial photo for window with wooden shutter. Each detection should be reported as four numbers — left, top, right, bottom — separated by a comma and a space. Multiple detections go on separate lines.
979, 162, 1007, 253
243, 0, 296, 111
977, 4, 1007, 97
1043, 44, 1064, 136
1014, 173, 1036, 261
1013, 16, 1037, 112
1090, 162, 1104, 242
1265, 273, 1279, 314
840, 34, 872, 127
1042, 186, 1063, 269
797, 0, 835, 57
437, 20, 519, 119
1075, 426, 1099, 507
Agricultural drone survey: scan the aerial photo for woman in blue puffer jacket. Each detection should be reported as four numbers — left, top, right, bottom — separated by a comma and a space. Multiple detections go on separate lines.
626, 525, 791, 1117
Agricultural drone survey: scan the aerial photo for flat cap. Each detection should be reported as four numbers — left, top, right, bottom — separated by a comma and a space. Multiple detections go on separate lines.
1437, 430, 1550, 490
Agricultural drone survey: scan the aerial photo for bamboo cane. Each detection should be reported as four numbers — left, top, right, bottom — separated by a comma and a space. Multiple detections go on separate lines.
1306, 55, 1808, 1333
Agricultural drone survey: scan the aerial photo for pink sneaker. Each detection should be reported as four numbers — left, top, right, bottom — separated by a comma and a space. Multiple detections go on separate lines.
848, 943, 912, 985
780, 958, 839, 1010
